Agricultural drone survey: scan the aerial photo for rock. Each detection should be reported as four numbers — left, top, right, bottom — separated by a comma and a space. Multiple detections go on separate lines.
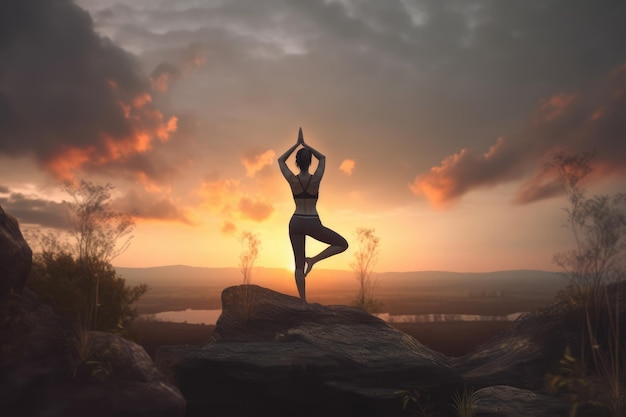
54, 331, 186, 417
0, 206, 186, 417
156, 285, 464, 417
473, 385, 567, 417
0, 205, 32, 306
451, 280, 626, 392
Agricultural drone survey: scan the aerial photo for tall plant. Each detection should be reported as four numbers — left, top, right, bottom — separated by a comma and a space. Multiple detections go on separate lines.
550, 152, 626, 306
62, 180, 137, 328
350, 227, 382, 313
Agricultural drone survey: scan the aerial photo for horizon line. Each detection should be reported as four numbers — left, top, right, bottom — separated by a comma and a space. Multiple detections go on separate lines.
113, 264, 561, 275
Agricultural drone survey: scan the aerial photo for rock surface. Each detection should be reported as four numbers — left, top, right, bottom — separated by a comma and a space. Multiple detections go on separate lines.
0, 206, 32, 306
0, 206, 186, 417
156, 281, 626, 417
473, 385, 566, 417
452, 280, 626, 392
156, 285, 465, 417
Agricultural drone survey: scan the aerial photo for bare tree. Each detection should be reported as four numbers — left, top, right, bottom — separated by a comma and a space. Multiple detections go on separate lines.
63, 180, 135, 264
239, 231, 261, 285
550, 151, 626, 306
351, 227, 382, 313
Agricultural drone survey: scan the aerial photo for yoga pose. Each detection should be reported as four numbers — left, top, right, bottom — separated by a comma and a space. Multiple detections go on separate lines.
278, 128, 348, 305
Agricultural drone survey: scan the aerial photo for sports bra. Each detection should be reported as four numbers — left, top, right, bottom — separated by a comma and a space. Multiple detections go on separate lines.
293, 175, 318, 199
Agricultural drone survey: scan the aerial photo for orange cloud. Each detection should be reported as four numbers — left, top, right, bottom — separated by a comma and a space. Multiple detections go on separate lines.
44, 85, 178, 181
238, 197, 274, 221
241, 150, 276, 177
221, 221, 236, 235
43, 146, 94, 181
339, 159, 356, 175
412, 62, 626, 208
535, 93, 577, 123
198, 177, 241, 211
409, 140, 514, 209
197, 175, 274, 224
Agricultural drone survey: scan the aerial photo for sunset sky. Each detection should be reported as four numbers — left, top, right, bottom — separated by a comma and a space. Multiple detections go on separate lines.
2, 0, 626, 273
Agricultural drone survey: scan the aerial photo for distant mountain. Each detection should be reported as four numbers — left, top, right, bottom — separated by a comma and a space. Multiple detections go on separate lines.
115, 265, 566, 295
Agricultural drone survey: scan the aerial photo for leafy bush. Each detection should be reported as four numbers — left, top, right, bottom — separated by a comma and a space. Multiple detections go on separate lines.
28, 251, 147, 333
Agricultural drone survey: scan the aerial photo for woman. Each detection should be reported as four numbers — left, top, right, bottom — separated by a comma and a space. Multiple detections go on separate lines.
278, 127, 348, 305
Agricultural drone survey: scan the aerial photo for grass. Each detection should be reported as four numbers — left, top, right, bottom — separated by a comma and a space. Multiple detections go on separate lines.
128, 319, 215, 358
451, 386, 478, 417
583, 288, 625, 417
546, 283, 625, 417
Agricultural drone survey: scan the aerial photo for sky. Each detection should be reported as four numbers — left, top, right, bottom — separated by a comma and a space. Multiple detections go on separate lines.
1, 0, 626, 273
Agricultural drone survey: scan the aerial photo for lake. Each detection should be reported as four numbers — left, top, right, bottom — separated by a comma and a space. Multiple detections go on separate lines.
142, 309, 524, 325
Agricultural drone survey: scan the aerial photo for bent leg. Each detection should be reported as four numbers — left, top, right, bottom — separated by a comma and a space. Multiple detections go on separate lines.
306, 222, 348, 275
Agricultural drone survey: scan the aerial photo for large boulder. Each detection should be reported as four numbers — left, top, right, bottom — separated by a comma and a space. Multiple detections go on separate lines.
0, 206, 32, 306
155, 285, 465, 417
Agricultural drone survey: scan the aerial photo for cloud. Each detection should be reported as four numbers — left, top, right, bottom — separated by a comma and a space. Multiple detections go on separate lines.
238, 197, 274, 222
339, 159, 356, 175
0, 192, 69, 229
150, 43, 207, 93
411, 63, 626, 208
221, 221, 236, 235
241, 150, 276, 177
197, 174, 274, 225
0, 0, 178, 182
198, 176, 241, 212
150, 63, 182, 93
113, 190, 193, 224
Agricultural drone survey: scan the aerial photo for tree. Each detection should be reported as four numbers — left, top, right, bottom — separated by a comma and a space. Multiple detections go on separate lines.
550, 151, 626, 306
239, 231, 260, 285
62, 180, 137, 327
26, 180, 147, 333
351, 227, 382, 313
63, 180, 135, 264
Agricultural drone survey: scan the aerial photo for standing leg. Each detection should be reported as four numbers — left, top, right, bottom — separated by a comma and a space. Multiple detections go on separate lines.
289, 219, 307, 305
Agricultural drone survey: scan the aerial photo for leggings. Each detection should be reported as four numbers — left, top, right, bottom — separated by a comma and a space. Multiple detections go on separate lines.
289, 214, 348, 270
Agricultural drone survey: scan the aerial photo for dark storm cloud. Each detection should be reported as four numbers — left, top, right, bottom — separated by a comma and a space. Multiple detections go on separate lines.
0, 192, 69, 229
0, 0, 177, 180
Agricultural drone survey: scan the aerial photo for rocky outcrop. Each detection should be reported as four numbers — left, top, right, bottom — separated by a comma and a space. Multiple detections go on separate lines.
156, 285, 465, 417
0, 206, 32, 306
452, 280, 626, 392
473, 385, 566, 417
0, 206, 186, 417
155, 281, 626, 417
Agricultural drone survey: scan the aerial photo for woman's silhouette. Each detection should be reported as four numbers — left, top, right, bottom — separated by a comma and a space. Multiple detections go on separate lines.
278, 128, 348, 305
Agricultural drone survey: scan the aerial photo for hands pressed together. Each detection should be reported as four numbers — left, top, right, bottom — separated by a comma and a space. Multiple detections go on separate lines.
297, 127, 307, 147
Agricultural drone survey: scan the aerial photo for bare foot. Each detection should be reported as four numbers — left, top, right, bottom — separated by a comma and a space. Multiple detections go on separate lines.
304, 257, 314, 277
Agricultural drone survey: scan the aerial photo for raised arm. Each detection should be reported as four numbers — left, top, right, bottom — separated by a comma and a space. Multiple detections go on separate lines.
278, 140, 300, 180
304, 142, 326, 178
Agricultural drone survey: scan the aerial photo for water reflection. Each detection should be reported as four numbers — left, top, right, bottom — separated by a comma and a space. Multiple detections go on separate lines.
144, 309, 222, 325
375, 312, 523, 323
142, 309, 524, 325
